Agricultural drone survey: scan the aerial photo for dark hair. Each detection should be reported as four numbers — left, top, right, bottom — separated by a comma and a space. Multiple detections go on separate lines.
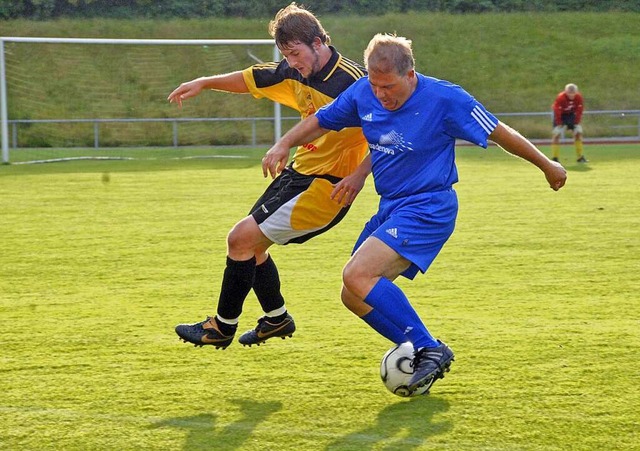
268, 2, 330, 49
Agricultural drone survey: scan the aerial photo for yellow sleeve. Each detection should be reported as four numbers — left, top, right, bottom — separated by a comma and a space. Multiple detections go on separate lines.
241, 65, 300, 111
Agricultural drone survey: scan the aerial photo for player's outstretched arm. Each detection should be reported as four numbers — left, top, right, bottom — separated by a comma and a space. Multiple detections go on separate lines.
167, 71, 249, 107
489, 122, 567, 191
262, 114, 330, 179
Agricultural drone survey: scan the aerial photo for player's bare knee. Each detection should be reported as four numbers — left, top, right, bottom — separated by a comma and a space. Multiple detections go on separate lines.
226, 222, 254, 254
342, 262, 369, 299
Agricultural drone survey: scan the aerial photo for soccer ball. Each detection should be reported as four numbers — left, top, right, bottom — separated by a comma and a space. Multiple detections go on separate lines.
380, 342, 431, 397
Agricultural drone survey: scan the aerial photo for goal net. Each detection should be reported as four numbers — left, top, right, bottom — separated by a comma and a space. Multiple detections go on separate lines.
0, 37, 287, 164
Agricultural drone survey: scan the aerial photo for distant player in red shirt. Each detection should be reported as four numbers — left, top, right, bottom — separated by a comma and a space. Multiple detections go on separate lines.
552, 83, 587, 163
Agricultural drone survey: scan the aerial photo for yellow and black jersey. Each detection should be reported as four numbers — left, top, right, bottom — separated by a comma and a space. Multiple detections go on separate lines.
242, 46, 368, 179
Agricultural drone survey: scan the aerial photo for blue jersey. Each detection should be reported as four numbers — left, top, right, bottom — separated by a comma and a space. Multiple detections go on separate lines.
316, 73, 498, 199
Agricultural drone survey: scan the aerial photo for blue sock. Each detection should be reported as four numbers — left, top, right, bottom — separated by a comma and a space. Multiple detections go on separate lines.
364, 277, 438, 349
361, 309, 406, 344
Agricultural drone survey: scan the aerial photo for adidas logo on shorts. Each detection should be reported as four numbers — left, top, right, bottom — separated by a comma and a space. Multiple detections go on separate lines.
386, 228, 398, 238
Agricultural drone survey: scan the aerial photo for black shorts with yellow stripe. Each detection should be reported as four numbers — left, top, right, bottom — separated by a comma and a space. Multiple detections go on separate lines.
250, 167, 350, 245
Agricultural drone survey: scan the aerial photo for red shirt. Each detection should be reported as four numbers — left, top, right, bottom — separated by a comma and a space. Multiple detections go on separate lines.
553, 91, 584, 125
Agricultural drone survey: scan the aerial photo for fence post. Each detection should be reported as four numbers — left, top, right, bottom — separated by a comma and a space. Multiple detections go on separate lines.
0, 40, 9, 163
273, 44, 281, 141
94, 122, 99, 148
252, 120, 256, 146
173, 121, 178, 147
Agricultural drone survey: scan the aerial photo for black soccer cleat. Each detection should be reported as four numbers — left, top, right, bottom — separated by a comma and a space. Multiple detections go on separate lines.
238, 313, 296, 347
175, 316, 234, 350
577, 156, 588, 163
407, 340, 454, 394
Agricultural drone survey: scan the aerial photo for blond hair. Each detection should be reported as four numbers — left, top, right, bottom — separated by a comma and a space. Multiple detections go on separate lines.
364, 33, 415, 75
565, 83, 579, 94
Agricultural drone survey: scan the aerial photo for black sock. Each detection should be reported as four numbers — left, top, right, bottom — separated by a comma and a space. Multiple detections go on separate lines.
213, 317, 237, 337
216, 256, 256, 334
253, 255, 286, 322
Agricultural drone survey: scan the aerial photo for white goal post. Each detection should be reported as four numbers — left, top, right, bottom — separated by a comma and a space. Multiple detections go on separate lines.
0, 36, 282, 164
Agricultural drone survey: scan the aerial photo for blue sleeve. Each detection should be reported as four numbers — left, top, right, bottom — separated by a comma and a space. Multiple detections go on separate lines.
316, 84, 362, 131
444, 87, 498, 148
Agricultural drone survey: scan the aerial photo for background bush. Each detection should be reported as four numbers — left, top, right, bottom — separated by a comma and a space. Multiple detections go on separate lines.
1, 0, 639, 20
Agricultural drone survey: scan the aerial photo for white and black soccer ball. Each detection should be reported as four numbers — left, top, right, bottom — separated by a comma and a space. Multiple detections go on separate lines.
380, 342, 431, 397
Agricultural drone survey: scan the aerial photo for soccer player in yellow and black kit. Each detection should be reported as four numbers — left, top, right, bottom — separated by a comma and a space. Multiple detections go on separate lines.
168, 3, 369, 349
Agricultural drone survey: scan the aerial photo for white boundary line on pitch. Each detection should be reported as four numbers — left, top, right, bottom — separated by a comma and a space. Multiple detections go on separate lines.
11, 154, 249, 165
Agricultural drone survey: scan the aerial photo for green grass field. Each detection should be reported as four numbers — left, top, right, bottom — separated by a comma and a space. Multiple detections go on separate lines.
1, 144, 639, 450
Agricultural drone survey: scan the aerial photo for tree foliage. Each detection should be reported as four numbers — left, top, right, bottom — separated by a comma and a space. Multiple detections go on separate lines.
1, 0, 639, 20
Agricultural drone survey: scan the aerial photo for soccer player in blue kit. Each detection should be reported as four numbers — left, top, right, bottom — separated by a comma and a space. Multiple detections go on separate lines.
262, 33, 567, 394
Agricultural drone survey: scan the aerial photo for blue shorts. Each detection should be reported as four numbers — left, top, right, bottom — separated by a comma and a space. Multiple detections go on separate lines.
352, 189, 458, 279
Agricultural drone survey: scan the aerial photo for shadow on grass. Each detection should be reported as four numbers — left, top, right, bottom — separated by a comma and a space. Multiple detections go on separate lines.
567, 165, 593, 173
325, 396, 451, 450
149, 398, 282, 451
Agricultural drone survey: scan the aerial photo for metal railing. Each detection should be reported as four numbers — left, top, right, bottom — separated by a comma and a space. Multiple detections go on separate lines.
6, 116, 297, 149
5, 110, 639, 151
